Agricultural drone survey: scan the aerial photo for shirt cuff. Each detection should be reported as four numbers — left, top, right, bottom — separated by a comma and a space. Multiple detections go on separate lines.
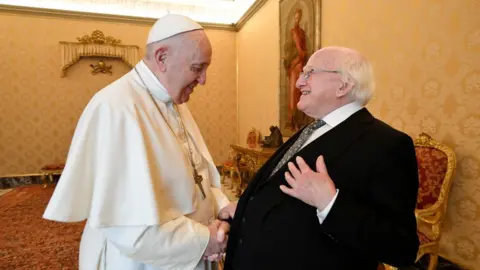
316, 189, 339, 224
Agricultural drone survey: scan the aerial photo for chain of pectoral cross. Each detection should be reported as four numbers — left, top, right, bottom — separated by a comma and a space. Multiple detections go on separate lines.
134, 67, 206, 200
172, 103, 206, 200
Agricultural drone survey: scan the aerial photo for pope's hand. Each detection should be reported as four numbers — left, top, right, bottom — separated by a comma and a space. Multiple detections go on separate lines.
202, 202, 237, 261
202, 219, 229, 261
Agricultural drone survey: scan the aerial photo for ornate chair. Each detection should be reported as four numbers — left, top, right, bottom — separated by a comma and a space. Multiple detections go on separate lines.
231, 153, 256, 197
40, 163, 65, 187
385, 133, 456, 270
221, 151, 251, 197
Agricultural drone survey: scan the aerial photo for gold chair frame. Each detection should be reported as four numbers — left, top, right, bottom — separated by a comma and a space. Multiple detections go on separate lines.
385, 133, 456, 270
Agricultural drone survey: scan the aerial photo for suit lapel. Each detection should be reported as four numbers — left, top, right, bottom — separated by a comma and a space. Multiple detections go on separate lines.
233, 130, 303, 221
253, 109, 375, 213
291, 108, 374, 174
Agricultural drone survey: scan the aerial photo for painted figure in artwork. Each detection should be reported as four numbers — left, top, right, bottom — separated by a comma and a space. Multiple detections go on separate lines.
287, 8, 310, 130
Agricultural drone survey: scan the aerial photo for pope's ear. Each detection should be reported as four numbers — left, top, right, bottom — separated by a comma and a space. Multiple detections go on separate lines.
154, 46, 168, 71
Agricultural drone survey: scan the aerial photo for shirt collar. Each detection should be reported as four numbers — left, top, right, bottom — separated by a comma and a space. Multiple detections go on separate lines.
134, 60, 172, 103
322, 102, 364, 128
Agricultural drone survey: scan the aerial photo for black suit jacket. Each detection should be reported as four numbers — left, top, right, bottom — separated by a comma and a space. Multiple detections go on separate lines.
224, 108, 419, 270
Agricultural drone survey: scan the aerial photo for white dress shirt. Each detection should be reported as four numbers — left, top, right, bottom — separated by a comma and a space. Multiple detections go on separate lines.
298, 102, 364, 224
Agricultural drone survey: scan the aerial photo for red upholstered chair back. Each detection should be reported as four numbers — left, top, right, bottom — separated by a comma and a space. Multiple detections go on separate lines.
415, 147, 448, 209
413, 133, 456, 211
383, 133, 457, 270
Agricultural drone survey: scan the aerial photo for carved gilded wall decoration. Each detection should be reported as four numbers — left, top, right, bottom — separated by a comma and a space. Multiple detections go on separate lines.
90, 60, 112, 75
77, 30, 122, 45
59, 30, 139, 77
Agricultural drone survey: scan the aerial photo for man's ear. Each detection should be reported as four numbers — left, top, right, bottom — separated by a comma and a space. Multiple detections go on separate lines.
154, 46, 168, 72
336, 81, 354, 98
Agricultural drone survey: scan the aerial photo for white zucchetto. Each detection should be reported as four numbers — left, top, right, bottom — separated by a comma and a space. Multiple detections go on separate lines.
147, 14, 203, 44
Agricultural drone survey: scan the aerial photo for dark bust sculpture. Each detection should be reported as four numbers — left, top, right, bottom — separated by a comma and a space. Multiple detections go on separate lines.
262, 126, 283, 148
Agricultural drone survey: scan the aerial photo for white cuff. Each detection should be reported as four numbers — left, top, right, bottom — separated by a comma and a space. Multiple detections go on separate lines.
99, 217, 209, 269
210, 187, 231, 215
316, 189, 339, 224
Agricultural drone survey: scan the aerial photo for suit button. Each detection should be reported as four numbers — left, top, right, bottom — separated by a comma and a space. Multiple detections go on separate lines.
241, 217, 246, 223
239, 239, 243, 244
249, 196, 254, 201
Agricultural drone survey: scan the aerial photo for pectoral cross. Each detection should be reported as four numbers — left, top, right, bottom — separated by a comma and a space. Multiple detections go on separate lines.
194, 170, 206, 200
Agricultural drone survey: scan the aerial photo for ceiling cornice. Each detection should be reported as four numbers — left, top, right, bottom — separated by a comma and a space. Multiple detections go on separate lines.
0, 4, 237, 31
0, 0, 268, 32
235, 0, 268, 31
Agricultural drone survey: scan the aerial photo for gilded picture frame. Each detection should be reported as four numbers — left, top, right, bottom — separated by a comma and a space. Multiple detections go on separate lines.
279, 0, 322, 136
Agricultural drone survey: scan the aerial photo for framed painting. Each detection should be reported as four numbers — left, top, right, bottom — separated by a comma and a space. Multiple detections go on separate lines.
279, 0, 322, 136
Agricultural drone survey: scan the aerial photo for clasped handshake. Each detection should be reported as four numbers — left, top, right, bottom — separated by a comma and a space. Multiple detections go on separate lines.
202, 202, 237, 262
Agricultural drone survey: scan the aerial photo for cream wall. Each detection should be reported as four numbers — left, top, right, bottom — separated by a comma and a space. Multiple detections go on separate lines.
237, 0, 280, 140
237, 0, 480, 268
0, 12, 237, 175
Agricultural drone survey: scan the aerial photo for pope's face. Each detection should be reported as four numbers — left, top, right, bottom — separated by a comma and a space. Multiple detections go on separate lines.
167, 31, 212, 104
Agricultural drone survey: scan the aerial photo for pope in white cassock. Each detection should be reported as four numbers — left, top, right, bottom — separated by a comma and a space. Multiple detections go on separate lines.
43, 14, 236, 270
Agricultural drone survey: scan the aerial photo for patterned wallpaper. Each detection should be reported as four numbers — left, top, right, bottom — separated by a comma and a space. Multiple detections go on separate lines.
237, 0, 479, 268
0, 12, 237, 175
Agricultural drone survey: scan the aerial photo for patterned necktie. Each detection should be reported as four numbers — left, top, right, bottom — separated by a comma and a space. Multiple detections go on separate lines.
270, 119, 326, 177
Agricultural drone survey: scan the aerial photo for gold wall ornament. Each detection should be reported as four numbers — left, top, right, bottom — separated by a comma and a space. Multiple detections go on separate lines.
90, 60, 112, 75
77, 30, 122, 45
59, 30, 139, 77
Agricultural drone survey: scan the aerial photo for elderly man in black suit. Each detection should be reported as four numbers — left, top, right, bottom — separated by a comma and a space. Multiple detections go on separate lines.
219, 46, 419, 270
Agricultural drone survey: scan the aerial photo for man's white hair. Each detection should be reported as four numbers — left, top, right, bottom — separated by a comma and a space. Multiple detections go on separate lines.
335, 48, 375, 106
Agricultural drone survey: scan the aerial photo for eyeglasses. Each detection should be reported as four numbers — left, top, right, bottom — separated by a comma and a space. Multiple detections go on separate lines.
300, 68, 342, 81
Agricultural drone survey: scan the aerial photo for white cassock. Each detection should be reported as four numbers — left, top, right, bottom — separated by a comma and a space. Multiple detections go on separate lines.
43, 60, 230, 270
